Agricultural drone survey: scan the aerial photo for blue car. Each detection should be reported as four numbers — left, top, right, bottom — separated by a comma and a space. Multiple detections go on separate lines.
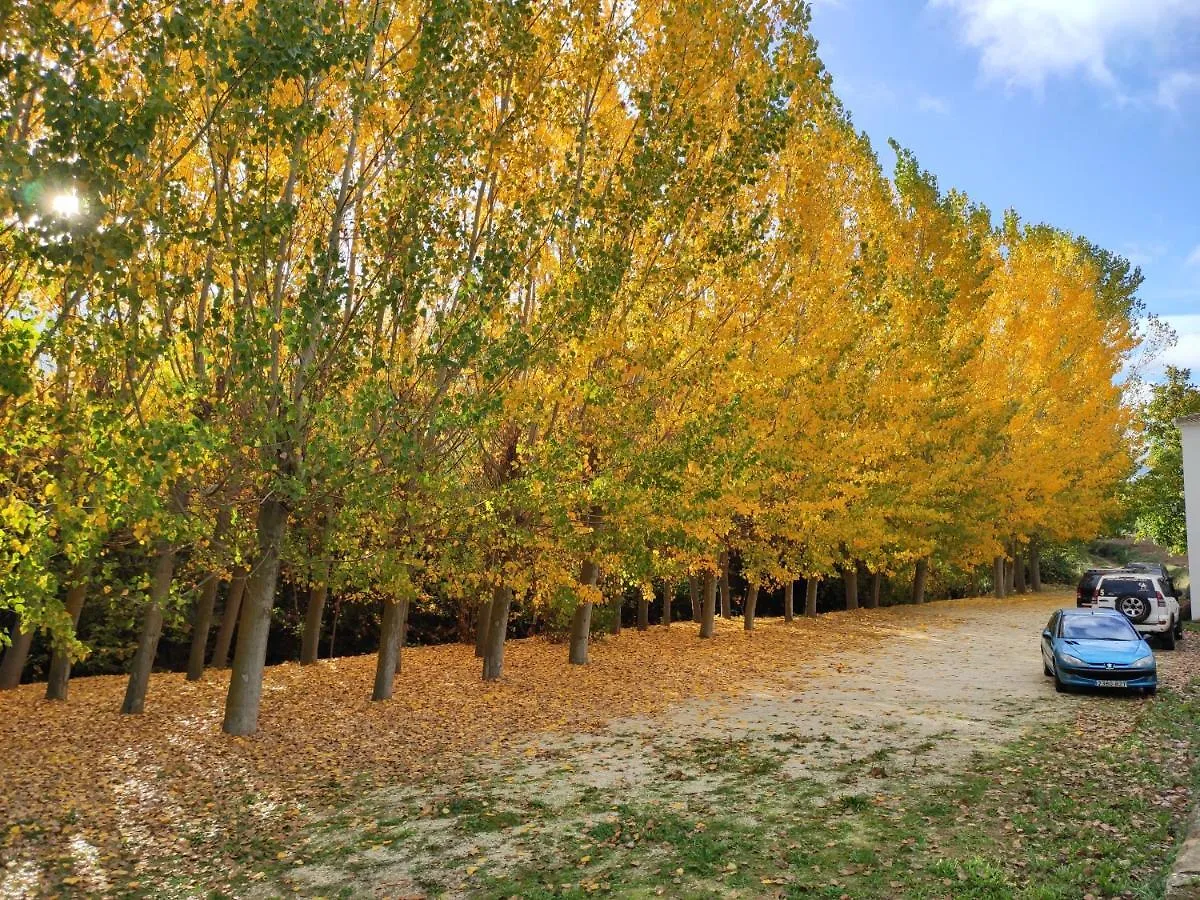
1041, 607, 1157, 695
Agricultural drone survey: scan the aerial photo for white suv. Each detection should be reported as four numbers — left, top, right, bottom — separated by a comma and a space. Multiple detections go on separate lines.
1089, 573, 1183, 650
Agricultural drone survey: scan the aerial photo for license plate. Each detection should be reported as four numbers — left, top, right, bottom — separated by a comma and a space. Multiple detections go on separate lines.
1095, 680, 1128, 688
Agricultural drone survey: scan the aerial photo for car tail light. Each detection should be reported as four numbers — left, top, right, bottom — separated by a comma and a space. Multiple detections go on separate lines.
1157, 591, 1166, 607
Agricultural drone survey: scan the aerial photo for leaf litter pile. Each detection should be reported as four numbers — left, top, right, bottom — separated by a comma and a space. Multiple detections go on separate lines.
2, 595, 1062, 895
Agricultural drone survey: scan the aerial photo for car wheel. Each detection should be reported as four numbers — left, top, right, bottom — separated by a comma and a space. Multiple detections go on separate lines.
1054, 674, 1067, 693
1043, 661, 1052, 677
1162, 627, 1177, 651
1146, 685, 1158, 696
1116, 593, 1151, 623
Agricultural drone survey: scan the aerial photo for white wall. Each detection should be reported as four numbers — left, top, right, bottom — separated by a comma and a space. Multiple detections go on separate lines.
1181, 420, 1200, 620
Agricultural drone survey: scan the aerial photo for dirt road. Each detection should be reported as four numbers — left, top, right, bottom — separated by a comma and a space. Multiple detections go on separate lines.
285, 591, 1137, 897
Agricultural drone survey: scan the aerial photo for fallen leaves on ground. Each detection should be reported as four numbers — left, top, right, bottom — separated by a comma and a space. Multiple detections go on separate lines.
0, 593, 1061, 895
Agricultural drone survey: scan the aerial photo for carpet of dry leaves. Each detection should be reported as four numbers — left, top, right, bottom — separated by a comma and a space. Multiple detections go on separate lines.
0, 595, 1059, 894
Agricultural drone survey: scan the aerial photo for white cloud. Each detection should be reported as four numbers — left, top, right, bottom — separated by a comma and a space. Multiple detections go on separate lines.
1157, 70, 1200, 109
931, 0, 1200, 89
1160, 315, 1200, 375
1187, 245, 1200, 267
917, 94, 951, 114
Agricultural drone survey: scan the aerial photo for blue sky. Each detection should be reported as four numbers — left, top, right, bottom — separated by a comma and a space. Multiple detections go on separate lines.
807, 0, 1200, 380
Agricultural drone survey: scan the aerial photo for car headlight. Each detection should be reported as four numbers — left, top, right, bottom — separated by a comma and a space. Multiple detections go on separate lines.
1059, 653, 1085, 667
1132, 654, 1155, 669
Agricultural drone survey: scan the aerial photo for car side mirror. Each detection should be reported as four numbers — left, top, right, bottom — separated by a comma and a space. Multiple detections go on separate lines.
1042, 629, 1052, 639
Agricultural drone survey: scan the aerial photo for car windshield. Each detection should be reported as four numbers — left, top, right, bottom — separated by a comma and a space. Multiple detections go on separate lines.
1061, 617, 1138, 641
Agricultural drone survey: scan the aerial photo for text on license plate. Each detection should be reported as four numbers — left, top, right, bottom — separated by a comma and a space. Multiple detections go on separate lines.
1095, 679, 1128, 687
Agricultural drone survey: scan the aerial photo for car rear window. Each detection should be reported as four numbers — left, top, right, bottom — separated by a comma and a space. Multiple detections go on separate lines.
1098, 578, 1154, 595
1061, 617, 1138, 641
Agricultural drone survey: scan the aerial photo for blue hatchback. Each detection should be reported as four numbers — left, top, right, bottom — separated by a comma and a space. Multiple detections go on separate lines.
1041, 607, 1157, 695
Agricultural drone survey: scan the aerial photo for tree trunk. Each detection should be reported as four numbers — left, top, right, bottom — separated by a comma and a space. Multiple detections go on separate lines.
0, 621, 33, 690
45, 576, 89, 701
1005, 547, 1016, 594
482, 584, 512, 681
212, 568, 247, 669
718, 551, 732, 620
844, 565, 859, 611
688, 575, 700, 621
912, 558, 929, 604
371, 595, 410, 701
699, 571, 717, 638
1013, 550, 1027, 594
475, 592, 492, 658
223, 497, 288, 735
122, 547, 178, 715
610, 595, 622, 635
1030, 541, 1042, 592
805, 578, 818, 617
743, 583, 759, 631
783, 581, 795, 623
569, 560, 598, 665
993, 556, 1005, 598
868, 571, 882, 609
637, 594, 649, 631
300, 580, 328, 666
185, 573, 221, 681
662, 580, 672, 627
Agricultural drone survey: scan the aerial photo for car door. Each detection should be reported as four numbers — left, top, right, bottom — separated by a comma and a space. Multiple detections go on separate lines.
1042, 611, 1059, 669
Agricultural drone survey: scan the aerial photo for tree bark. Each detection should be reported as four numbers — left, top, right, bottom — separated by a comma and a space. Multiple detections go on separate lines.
223, 497, 288, 735
0, 621, 33, 690
661, 580, 672, 626
718, 551, 732, 620
300, 579, 328, 666
371, 595, 410, 701
868, 571, 882, 609
843, 565, 859, 611
805, 578, 818, 617
569, 560, 598, 665
610, 595, 622, 635
45, 575, 89, 701
1005, 546, 1016, 594
122, 547, 178, 715
743, 583, 759, 631
912, 558, 929, 604
637, 594, 649, 631
212, 568, 246, 669
688, 575, 700, 621
1013, 550, 1027, 594
1030, 541, 1042, 592
185, 573, 221, 681
783, 581, 795, 623
699, 571, 717, 638
482, 583, 512, 681
993, 556, 1006, 598
475, 591, 492, 658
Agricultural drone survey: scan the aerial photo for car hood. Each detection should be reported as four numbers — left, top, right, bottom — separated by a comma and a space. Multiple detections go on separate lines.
1059, 639, 1152, 664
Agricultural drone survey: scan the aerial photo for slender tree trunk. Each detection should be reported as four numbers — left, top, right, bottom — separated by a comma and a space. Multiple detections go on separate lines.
637, 593, 649, 631
223, 497, 288, 735
783, 581, 795, 623
1005, 546, 1016, 594
718, 551, 732, 620
844, 565, 859, 611
372, 595, 410, 701
688, 575, 700, 621
185, 574, 221, 681
912, 558, 929, 604
868, 572, 882, 609
122, 547, 178, 715
0, 621, 33, 690
1013, 550, 1027, 594
569, 560, 598, 665
610, 595, 622, 635
805, 578, 818, 617
1030, 541, 1042, 592
699, 570, 717, 638
327, 595, 341, 659
300, 580, 328, 666
993, 556, 1005, 598
212, 568, 246, 669
743, 583, 759, 631
482, 584, 512, 681
45, 575, 89, 701
475, 592, 492, 658
662, 580, 672, 626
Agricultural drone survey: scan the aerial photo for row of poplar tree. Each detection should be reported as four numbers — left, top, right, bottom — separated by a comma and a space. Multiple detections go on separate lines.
0, 0, 1143, 734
